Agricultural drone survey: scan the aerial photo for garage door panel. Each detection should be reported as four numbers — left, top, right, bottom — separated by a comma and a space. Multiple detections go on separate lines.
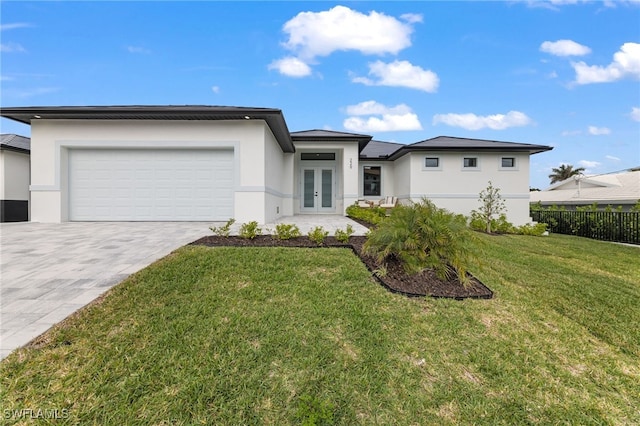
70, 149, 234, 221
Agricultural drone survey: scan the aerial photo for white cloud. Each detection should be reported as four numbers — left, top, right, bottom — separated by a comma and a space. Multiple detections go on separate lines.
630, 106, 640, 122
524, 0, 638, 9
268, 56, 312, 77
605, 155, 621, 161
345, 100, 412, 116
0, 42, 26, 53
588, 126, 611, 135
603, 0, 640, 7
343, 101, 422, 132
572, 42, 640, 84
579, 160, 601, 168
211, 86, 220, 94
352, 60, 439, 92
0, 23, 32, 31
432, 111, 533, 130
400, 13, 423, 24
540, 40, 591, 57
127, 46, 151, 54
281, 6, 417, 60
344, 114, 422, 133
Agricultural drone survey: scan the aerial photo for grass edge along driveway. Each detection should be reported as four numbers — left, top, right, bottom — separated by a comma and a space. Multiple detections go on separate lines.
1, 234, 639, 425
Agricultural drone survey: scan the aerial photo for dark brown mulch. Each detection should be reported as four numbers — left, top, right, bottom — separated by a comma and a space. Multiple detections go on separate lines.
190, 235, 493, 300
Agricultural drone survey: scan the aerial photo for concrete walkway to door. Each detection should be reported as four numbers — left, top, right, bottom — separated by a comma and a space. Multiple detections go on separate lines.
0, 216, 367, 360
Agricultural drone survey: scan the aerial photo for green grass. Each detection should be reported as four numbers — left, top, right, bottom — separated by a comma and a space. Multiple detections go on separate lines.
1, 235, 639, 425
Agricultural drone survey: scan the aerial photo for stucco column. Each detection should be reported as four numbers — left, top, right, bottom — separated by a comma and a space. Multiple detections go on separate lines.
342, 145, 360, 214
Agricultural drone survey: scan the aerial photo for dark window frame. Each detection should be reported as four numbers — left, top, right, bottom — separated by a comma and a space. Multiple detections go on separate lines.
363, 166, 381, 197
501, 157, 516, 168
463, 157, 478, 168
301, 153, 336, 161
425, 157, 440, 168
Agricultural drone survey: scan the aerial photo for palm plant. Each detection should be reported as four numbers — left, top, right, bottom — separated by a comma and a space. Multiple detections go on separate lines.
363, 199, 480, 285
548, 164, 585, 184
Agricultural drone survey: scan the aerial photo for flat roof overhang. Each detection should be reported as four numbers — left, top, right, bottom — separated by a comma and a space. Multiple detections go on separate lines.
387, 145, 553, 160
0, 105, 296, 153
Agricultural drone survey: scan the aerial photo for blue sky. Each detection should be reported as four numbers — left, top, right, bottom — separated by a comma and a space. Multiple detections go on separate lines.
1, 1, 639, 189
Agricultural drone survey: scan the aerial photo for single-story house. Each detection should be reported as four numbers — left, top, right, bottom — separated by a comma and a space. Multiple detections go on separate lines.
530, 168, 640, 211
0, 134, 30, 222
0, 105, 552, 225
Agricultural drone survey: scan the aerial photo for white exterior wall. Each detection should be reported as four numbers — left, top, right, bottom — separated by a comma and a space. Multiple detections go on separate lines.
402, 151, 532, 225
392, 154, 412, 204
0, 150, 30, 200
263, 126, 294, 222
30, 119, 278, 223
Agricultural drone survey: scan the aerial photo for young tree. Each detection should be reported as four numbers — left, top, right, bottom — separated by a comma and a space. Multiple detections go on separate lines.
548, 164, 585, 184
476, 181, 506, 233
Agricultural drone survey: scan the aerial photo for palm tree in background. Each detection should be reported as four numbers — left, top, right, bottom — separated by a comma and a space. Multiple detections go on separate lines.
548, 164, 585, 184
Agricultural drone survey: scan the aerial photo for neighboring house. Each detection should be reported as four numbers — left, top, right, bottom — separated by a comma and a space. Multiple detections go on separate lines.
0, 105, 552, 225
0, 134, 30, 222
530, 169, 640, 211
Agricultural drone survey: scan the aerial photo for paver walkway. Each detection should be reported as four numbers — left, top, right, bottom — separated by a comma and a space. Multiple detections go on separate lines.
0, 216, 367, 359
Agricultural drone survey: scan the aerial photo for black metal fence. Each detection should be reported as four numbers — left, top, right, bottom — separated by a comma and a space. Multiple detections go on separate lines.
531, 210, 640, 245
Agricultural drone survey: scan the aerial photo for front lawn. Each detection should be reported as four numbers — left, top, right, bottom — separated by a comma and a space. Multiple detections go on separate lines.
1, 235, 638, 424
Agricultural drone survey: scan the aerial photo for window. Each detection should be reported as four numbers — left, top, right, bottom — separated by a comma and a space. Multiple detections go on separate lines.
463, 157, 478, 168
425, 157, 439, 168
301, 153, 335, 161
363, 166, 381, 196
501, 157, 515, 168
423, 156, 442, 171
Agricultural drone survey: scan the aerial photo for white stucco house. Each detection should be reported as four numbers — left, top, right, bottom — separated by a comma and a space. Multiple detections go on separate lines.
0, 105, 552, 225
530, 168, 640, 211
0, 134, 31, 222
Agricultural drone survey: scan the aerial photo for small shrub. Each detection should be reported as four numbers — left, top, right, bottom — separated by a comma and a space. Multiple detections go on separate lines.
364, 198, 480, 285
334, 224, 354, 243
239, 221, 262, 239
308, 226, 329, 246
492, 214, 516, 234
274, 223, 302, 240
470, 212, 514, 234
209, 218, 236, 237
345, 204, 387, 226
516, 222, 548, 236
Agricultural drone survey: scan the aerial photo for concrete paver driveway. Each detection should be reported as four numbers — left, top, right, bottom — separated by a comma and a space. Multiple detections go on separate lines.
0, 222, 213, 360
0, 216, 368, 360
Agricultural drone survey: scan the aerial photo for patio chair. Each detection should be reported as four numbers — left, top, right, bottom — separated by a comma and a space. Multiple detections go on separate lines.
379, 196, 398, 209
357, 200, 371, 208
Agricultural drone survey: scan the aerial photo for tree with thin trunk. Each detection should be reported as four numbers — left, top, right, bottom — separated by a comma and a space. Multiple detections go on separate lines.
476, 181, 506, 234
548, 164, 585, 184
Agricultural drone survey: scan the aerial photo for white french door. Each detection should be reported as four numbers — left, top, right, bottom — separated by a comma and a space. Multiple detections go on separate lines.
300, 167, 335, 213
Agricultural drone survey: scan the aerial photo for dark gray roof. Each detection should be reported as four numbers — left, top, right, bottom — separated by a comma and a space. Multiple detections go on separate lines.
360, 140, 404, 159
0, 105, 295, 153
291, 129, 372, 152
0, 134, 30, 153
388, 135, 552, 160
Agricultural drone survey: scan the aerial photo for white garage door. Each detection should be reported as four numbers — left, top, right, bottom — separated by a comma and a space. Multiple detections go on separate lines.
69, 149, 234, 221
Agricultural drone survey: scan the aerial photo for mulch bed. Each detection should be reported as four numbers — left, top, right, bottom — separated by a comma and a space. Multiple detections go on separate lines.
190, 235, 493, 300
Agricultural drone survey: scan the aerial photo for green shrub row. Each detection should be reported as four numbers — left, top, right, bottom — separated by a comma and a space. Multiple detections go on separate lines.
469, 212, 547, 236
345, 204, 387, 226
